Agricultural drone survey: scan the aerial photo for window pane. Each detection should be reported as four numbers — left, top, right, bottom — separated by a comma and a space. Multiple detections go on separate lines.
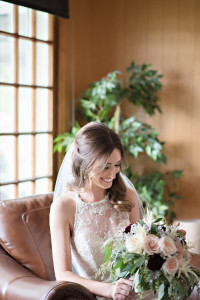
0, 136, 15, 182
36, 134, 48, 177
18, 135, 32, 180
18, 181, 32, 198
18, 39, 32, 85
18, 6, 32, 37
0, 184, 15, 200
0, 36, 14, 83
36, 11, 48, 40
36, 88, 49, 131
36, 42, 49, 86
35, 178, 49, 194
0, 86, 15, 132
18, 88, 32, 132
0, 2, 14, 33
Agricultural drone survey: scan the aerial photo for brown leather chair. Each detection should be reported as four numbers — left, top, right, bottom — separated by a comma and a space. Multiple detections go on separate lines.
0, 193, 95, 300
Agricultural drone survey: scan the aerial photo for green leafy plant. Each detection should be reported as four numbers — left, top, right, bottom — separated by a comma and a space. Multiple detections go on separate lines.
54, 62, 183, 221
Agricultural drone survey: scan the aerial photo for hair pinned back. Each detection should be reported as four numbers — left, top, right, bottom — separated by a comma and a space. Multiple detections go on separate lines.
68, 122, 132, 212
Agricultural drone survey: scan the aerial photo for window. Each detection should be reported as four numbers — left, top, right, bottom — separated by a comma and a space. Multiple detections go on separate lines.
0, 2, 54, 200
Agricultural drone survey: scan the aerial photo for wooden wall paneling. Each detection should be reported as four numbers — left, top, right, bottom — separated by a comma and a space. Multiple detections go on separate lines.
90, 0, 126, 81
189, 0, 200, 218
125, 0, 148, 67
173, 0, 196, 218
160, 0, 179, 172
144, 0, 163, 133
123, 0, 149, 122
56, 0, 200, 219
72, 0, 92, 98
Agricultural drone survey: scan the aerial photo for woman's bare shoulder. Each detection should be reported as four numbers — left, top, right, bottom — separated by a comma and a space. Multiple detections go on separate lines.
125, 187, 138, 205
126, 187, 142, 222
50, 191, 76, 219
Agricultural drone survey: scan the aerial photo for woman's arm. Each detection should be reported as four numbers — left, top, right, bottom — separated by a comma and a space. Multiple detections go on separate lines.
49, 194, 133, 299
126, 188, 142, 224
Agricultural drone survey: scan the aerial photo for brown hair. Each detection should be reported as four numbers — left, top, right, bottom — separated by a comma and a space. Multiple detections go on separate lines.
68, 122, 132, 211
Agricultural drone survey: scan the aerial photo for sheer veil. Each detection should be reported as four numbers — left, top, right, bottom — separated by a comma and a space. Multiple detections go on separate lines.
53, 142, 74, 202
53, 142, 144, 217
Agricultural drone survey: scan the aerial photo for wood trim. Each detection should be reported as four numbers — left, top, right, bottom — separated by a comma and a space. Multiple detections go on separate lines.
48, 45, 53, 87
52, 17, 59, 188
48, 15, 54, 87
0, 131, 53, 136
0, 175, 53, 186
0, 30, 53, 44
48, 134, 53, 191
32, 9, 36, 194
48, 15, 54, 43
14, 5, 19, 198
0, 82, 53, 89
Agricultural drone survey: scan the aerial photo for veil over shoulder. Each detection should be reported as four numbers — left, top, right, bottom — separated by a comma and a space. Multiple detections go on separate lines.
53, 142, 74, 202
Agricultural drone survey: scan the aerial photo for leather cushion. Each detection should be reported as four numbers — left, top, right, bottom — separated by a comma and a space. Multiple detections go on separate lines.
0, 193, 55, 280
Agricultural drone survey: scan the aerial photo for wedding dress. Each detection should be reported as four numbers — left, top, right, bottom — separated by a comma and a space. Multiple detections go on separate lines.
71, 192, 156, 300
54, 142, 155, 299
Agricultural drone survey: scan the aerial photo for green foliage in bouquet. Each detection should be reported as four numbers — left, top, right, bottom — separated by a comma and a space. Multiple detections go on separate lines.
54, 62, 183, 221
98, 215, 200, 300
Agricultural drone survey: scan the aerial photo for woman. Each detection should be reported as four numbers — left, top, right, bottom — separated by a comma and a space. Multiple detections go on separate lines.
50, 122, 148, 299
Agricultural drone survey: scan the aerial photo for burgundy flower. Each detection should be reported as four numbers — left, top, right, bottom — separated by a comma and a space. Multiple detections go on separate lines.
124, 223, 134, 234
147, 254, 165, 271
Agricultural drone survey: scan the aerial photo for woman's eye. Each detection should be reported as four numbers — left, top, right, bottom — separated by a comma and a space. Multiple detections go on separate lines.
104, 166, 109, 170
115, 164, 121, 168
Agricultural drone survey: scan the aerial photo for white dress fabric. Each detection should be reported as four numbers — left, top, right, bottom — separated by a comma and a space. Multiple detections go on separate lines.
71, 192, 156, 300
71, 192, 130, 281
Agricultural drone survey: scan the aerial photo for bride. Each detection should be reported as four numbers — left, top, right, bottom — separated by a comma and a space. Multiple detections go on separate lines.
50, 121, 199, 300
50, 121, 144, 299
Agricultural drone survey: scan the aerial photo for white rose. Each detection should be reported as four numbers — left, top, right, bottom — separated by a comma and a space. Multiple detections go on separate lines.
125, 234, 144, 254
160, 236, 177, 257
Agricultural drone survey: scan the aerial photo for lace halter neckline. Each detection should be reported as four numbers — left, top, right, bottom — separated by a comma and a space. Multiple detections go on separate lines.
74, 192, 108, 206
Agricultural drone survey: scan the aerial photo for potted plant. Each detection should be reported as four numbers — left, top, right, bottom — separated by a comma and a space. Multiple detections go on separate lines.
54, 62, 182, 222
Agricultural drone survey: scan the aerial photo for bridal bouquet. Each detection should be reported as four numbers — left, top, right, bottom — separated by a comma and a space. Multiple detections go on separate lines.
99, 213, 200, 300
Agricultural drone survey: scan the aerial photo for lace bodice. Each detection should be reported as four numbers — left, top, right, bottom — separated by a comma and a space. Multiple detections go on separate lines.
70, 192, 130, 281
70, 193, 156, 300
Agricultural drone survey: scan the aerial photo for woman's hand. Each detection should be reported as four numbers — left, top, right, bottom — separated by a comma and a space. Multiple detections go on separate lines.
111, 277, 135, 300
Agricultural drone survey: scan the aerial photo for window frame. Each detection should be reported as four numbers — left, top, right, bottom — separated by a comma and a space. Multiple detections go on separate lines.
0, 4, 56, 198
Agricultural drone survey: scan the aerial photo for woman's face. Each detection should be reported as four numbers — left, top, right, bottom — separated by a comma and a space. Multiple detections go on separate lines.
89, 148, 122, 190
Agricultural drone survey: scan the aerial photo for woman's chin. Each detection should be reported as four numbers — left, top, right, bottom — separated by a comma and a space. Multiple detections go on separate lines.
101, 179, 113, 188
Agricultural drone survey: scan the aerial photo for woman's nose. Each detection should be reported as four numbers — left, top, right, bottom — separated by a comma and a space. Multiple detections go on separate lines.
109, 167, 116, 179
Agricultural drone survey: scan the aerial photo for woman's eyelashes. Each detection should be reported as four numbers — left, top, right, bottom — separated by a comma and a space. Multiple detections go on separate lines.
104, 163, 121, 170
115, 163, 121, 168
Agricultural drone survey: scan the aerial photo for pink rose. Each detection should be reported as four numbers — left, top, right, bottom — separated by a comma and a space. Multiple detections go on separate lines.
175, 241, 184, 259
162, 256, 179, 275
144, 234, 160, 255
160, 236, 177, 256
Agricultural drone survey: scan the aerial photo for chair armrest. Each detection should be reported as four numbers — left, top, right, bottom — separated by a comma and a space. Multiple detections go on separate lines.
0, 247, 96, 300
190, 254, 200, 270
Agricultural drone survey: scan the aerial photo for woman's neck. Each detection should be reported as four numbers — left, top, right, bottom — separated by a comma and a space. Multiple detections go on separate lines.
80, 185, 106, 203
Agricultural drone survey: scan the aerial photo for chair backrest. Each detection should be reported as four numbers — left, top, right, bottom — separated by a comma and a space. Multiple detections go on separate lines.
180, 220, 200, 254
0, 193, 55, 280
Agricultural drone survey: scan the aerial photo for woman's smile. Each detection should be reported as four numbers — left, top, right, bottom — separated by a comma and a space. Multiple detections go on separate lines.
101, 178, 113, 183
